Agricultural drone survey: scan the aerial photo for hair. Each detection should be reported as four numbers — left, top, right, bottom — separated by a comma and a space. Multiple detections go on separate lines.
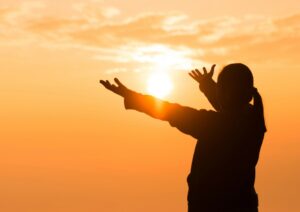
217, 63, 254, 110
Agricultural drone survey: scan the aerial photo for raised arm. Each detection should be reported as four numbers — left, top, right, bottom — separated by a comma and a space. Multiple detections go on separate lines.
100, 78, 212, 139
100, 78, 172, 120
189, 64, 220, 111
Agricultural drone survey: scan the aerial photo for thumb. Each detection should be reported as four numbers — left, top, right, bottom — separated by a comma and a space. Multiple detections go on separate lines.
114, 78, 126, 88
208, 64, 216, 78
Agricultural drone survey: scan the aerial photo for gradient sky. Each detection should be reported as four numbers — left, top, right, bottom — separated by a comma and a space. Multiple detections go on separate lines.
0, 1, 300, 212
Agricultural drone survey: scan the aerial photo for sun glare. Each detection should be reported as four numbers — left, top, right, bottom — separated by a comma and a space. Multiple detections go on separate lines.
136, 45, 195, 99
147, 72, 173, 98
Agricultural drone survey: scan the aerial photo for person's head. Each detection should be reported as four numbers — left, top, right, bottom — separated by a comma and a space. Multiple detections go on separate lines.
217, 63, 254, 111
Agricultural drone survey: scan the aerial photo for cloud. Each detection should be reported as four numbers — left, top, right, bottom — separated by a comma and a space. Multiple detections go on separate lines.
0, 1, 299, 72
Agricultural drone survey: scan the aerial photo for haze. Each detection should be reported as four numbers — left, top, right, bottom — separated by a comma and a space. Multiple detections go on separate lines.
0, 0, 300, 211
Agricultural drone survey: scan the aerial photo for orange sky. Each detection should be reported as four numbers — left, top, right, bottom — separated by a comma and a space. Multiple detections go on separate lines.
0, 1, 300, 211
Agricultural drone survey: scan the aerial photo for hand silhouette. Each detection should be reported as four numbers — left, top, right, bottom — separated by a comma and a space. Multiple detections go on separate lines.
100, 78, 130, 97
189, 64, 220, 111
189, 64, 216, 84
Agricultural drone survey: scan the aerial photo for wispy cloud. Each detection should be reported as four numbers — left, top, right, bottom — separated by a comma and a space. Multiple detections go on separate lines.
0, 1, 299, 72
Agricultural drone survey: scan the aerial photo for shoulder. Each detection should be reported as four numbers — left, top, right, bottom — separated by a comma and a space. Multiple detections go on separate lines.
198, 109, 220, 118
196, 109, 221, 126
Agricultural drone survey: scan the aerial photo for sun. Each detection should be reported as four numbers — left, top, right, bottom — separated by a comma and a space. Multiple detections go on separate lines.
147, 72, 173, 98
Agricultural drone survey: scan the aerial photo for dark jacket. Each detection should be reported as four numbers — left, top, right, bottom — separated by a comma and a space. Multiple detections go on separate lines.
124, 89, 266, 209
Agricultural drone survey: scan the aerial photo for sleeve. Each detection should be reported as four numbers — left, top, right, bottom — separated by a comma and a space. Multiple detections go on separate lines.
124, 91, 214, 139
199, 78, 220, 111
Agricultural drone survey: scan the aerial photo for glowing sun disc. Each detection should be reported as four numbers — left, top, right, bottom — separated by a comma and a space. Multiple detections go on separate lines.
147, 72, 173, 98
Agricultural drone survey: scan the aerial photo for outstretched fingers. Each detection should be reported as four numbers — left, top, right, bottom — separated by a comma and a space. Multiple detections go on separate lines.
190, 69, 202, 77
189, 69, 203, 82
100, 79, 116, 91
188, 64, 217, 85
188, 72, 195, 78
100, 78, 130, 97
208, 64, 216, 77
189, 72, 198, 81
100, 80, 111, 88
99, 80, 105, 85
195, 69, 203, 76
114, 78, 126, 88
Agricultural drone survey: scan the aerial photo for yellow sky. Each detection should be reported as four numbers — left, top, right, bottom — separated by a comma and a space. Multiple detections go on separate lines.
0, 1, 300, 212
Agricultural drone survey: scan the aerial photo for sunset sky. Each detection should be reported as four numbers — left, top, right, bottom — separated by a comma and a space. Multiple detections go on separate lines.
1, 0, 300, 211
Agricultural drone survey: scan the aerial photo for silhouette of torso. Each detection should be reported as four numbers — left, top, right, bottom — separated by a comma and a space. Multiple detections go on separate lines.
185, 108, 266, 209
124, 91, 266, 210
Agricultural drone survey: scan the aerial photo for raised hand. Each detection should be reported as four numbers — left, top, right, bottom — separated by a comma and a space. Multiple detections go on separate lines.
99, 78, 130, 97
189, 64, 216, 84
189, 64, 220, 111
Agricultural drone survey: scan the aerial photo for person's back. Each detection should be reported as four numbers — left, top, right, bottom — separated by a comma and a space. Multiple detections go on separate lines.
188, 106, 265, 211
187, 63, 266, 211
100, 63, 266, 212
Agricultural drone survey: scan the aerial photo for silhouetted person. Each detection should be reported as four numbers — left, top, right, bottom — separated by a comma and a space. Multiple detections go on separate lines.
100, 63, 266, 212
